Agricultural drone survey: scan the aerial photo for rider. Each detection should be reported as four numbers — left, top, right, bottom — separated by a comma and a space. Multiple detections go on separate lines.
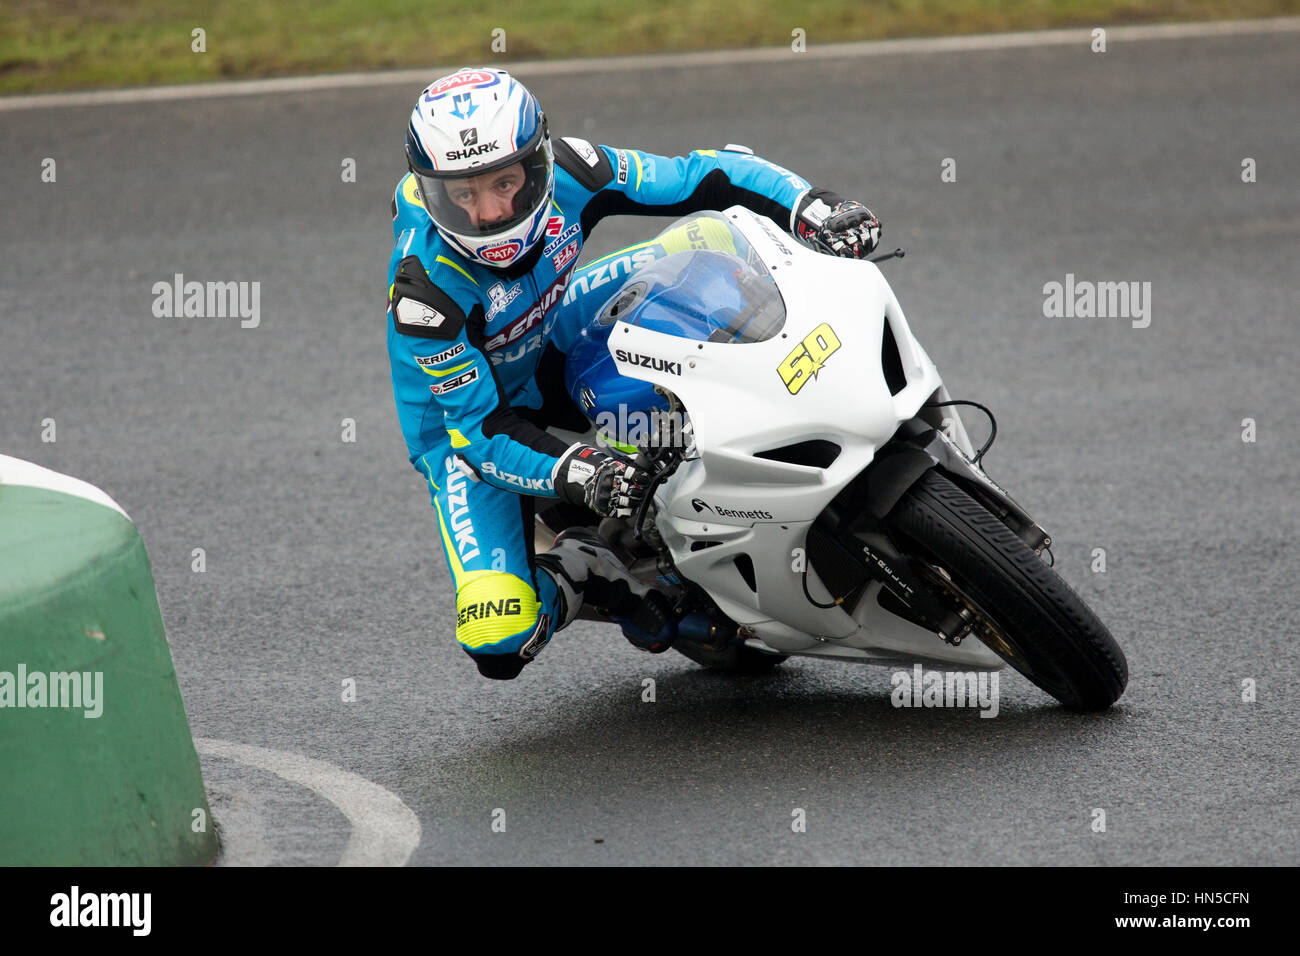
387, 67, 882, 680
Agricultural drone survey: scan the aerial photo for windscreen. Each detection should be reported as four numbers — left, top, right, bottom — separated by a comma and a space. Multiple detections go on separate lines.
595, 212, 787, 344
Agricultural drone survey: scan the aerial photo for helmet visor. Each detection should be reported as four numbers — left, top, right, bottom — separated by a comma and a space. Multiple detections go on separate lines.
417, 139, 553, 239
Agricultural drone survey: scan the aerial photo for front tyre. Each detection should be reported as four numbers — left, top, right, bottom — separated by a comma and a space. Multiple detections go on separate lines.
888, 470, 1127, 709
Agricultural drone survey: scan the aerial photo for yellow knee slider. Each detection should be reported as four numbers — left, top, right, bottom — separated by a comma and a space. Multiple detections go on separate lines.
455, 572, 541, 652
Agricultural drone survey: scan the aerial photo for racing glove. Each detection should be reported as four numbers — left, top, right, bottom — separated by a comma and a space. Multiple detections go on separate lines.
555, 445, 648, 520
795, 190, 882, 259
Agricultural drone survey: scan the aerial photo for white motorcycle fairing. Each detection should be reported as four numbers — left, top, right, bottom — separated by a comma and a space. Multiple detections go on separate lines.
607, 207, 1003, 669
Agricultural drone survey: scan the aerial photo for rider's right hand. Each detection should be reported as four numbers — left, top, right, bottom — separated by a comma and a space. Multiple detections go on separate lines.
555, 445, 647, 519
795, 189, 882, 259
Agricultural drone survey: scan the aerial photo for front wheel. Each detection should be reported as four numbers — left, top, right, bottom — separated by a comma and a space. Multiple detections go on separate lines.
888, 469, 1127, 709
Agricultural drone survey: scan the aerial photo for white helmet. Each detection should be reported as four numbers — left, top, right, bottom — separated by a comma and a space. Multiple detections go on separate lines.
405, 68, 554, 269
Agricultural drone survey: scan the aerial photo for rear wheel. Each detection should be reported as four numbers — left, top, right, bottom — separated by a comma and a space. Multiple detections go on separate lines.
888, 469, 1127, 709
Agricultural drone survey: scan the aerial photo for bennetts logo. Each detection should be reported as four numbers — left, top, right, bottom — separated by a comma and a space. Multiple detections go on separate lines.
690, 499, 772, 520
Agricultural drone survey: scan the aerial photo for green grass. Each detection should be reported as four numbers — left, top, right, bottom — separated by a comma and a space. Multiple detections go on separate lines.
1, 0, 1296, 95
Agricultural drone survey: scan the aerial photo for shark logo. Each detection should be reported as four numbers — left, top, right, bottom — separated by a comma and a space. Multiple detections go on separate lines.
486, 281, 523, 320
459, 128, 478, 146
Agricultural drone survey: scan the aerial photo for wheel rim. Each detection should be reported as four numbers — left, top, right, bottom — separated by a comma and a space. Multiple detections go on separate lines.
918, 561, 1077, 704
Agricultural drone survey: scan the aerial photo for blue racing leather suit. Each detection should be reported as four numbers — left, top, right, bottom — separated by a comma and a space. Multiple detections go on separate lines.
386, 137, 817, 677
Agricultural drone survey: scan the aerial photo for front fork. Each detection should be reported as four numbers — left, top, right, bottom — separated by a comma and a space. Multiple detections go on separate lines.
808, 408, 1051, 647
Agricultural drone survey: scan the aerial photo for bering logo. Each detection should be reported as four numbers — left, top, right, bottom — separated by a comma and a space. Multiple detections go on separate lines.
484, 273, 569, 351
416, 342, 465, 366
458, 597, 522, 626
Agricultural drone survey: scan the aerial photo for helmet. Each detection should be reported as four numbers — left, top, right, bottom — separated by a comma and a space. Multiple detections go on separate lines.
405, 68, 554, 270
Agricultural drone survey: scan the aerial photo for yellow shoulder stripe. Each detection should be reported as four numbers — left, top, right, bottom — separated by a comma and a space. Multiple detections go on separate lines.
420, 360, 473, 378
435, 255, 479, 286
400, 174, 424, 210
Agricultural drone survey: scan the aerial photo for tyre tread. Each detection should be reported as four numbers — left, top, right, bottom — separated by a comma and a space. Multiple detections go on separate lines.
891, 469, 1127, 708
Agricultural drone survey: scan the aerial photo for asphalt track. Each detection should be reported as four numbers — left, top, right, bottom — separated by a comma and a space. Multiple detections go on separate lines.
1, 26, 1297, 866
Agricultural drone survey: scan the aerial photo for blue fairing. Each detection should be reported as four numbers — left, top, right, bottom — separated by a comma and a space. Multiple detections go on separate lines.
565, 231, 786, 445
565, 321, 669, 445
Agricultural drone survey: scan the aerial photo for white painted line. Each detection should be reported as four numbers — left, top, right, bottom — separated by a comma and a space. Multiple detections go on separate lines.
195, 738, 422, 867
1, 17, 1297, 112
208, 793, 275, 866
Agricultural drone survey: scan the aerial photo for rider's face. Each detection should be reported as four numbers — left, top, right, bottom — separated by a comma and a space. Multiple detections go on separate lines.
444, 163, 526, 229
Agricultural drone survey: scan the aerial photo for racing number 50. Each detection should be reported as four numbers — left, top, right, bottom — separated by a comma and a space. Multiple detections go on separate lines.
777, 323, 841, 395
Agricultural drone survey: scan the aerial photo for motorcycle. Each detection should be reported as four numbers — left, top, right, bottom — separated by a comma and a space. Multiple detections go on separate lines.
544, 206, 1127, 710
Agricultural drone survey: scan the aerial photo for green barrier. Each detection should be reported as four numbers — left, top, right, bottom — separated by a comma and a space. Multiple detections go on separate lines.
0, 464, 217, 866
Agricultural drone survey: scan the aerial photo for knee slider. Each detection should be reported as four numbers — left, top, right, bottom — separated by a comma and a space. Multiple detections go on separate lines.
456, 573, 542, 656
467, 650, 528, 681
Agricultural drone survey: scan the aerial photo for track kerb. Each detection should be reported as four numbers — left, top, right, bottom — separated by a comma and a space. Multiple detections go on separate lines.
0, 456, 217, 865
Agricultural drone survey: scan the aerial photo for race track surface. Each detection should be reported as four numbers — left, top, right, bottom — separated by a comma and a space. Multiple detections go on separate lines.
1, 27, 1296, 865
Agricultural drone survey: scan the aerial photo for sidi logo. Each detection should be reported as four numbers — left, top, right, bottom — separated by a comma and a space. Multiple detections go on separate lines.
50, 886, 151, 936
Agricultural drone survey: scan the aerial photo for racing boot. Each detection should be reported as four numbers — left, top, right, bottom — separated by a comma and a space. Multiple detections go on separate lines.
535, 528, 676, 652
